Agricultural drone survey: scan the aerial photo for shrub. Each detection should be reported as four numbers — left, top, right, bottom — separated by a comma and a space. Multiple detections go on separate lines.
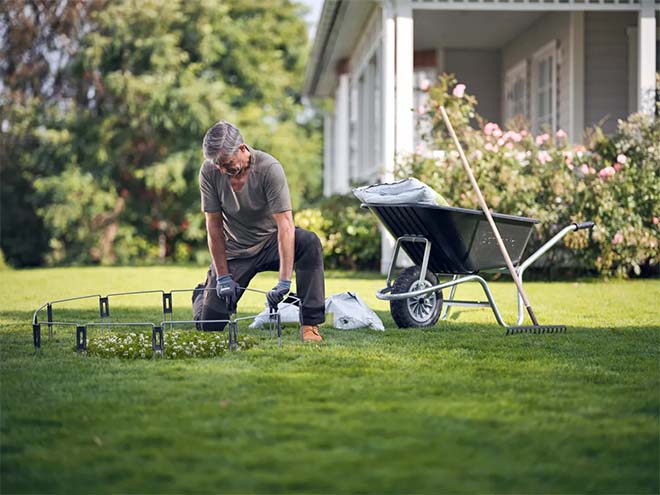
399, 74, 659, 277
295, 195, 380, 270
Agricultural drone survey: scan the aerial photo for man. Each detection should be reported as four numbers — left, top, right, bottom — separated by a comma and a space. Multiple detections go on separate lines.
193, 120, 325, 342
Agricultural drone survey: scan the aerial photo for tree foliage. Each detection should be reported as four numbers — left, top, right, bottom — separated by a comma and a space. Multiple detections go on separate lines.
1, 0, 321, 266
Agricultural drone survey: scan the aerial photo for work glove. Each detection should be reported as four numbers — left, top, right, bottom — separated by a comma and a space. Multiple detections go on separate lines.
266, 279, 291, 311
216, 274, 240, 312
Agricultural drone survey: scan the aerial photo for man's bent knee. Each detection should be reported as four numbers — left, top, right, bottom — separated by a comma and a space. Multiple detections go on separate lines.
295, 228, 321, 250
295, 228, 323, 268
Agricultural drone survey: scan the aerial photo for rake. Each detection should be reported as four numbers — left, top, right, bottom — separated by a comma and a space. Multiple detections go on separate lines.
439, 106, 566, 334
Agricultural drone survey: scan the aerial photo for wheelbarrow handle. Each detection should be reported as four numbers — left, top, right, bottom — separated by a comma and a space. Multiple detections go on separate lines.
574, 221, 595, 231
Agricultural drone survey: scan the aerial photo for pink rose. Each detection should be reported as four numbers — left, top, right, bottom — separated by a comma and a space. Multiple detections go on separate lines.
579, 164, 590, 175
614, 163, 622, 171
505, 142, 514, 149
485, 143, 493, 151
417, 105, 426, 115
616, 154, 627, 164
520, 130, 528, 136
483, 122, 500, 136
492, 128, 503, 138
497, 138, 505, 146
452, 84, 466, 98
612, 232, 624, 245
653, 216, 659, 225
419, 79, 430, 91
537, 151, 552, 164
535, 133, 550, 146
556, 129, 568, 139
598, 166, 616, 179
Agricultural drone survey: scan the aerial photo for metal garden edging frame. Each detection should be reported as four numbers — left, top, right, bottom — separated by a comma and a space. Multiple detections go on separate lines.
31, 287, 301, 356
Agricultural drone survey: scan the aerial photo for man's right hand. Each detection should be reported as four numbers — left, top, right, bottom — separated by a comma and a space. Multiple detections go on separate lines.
216, 274, 239, 312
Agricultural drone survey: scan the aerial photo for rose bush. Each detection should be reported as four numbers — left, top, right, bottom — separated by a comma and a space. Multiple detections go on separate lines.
399, 74, 659, 277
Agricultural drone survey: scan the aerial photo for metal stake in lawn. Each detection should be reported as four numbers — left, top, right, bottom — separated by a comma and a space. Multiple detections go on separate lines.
439, 106, 566, 334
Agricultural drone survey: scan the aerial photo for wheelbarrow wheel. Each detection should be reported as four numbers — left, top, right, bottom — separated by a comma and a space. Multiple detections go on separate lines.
390, 266, 442, 328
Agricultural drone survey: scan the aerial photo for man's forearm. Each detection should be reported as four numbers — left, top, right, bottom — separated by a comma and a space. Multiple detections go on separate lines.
277, 222, 295, 281
207, 221, 229, 276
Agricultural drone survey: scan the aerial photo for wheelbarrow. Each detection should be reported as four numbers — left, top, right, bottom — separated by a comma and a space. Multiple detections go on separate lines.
366, 202, 594, 333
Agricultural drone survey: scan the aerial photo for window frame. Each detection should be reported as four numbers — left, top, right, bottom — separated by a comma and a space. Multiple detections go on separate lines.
504, 59, 528, 123
531, 40, 558, 134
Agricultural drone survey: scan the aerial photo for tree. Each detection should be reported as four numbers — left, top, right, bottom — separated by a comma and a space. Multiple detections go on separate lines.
0, 0, 107, 266
1, 0, 321, 266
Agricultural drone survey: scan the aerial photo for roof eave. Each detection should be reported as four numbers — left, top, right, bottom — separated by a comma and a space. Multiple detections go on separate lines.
303, 0, 342, 98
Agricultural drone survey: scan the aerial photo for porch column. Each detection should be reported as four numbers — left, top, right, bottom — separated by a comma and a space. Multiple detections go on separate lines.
380, 1, 397, 273
334, 69, 351, 194
638, 1, 656, 115
568, 12, 585, 143
379, 0, 415, 273
395, 0, 414, 156
323, 112, 334, 197
382, 1, 396, 181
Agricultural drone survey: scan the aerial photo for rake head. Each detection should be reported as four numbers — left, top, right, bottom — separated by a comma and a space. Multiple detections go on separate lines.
506, 325, 567, 335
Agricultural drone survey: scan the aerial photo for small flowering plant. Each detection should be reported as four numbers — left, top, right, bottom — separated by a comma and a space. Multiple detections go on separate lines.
80, 330, 256, 359
400, 73, 660, 277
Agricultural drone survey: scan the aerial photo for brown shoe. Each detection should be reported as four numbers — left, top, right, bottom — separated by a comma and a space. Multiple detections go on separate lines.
302, 325, 323, 342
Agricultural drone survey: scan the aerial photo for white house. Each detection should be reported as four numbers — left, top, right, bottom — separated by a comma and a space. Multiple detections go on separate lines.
303, 0, 658, 272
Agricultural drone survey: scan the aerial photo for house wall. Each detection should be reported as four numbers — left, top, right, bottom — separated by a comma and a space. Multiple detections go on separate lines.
445, 49, 501, 123
584, 12, 637, 134
501, 12, 572, 133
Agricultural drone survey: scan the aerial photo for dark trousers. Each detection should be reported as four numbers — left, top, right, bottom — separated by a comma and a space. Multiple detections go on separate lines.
193, 227, 325, 330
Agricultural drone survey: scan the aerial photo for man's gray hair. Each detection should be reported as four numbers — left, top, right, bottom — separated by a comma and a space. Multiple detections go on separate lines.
202, 121, 244, 162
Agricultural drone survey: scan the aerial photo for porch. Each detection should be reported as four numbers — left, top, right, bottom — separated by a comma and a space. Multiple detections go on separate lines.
304, 0, 658, 271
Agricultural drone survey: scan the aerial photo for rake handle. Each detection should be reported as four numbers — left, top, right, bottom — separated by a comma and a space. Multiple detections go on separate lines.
439, 106, 539, 326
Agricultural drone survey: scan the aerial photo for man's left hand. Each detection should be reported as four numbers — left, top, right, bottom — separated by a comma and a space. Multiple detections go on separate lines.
266, 279, 291, 310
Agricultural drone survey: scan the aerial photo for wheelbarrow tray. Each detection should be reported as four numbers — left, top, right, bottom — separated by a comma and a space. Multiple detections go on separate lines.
365, 203, 539, 274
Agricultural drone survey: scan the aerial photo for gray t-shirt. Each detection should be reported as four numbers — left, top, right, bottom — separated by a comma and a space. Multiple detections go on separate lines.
199, 146, 292, 259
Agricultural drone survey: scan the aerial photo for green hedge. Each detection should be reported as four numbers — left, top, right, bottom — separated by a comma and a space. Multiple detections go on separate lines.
295, 195, 380, 271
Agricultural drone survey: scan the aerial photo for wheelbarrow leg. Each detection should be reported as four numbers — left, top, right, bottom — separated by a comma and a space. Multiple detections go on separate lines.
440, 275, 458, 321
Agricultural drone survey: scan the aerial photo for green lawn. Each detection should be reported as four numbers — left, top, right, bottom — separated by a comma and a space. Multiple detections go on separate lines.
1, 266, 658, 494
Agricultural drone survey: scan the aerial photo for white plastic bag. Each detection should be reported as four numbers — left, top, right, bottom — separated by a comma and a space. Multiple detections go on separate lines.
352, 178, 448, 206
249, 302, 300, 329
325, 292, 385, 331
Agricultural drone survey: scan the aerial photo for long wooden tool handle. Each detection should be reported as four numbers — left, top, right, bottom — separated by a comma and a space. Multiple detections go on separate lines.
439, 106, 539, 325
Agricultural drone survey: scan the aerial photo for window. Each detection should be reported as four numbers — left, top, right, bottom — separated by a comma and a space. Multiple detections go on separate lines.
504, 61, 527, 123
353, 49, 382, 182
414, 68, 436, 152
531, 41, 557, 134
